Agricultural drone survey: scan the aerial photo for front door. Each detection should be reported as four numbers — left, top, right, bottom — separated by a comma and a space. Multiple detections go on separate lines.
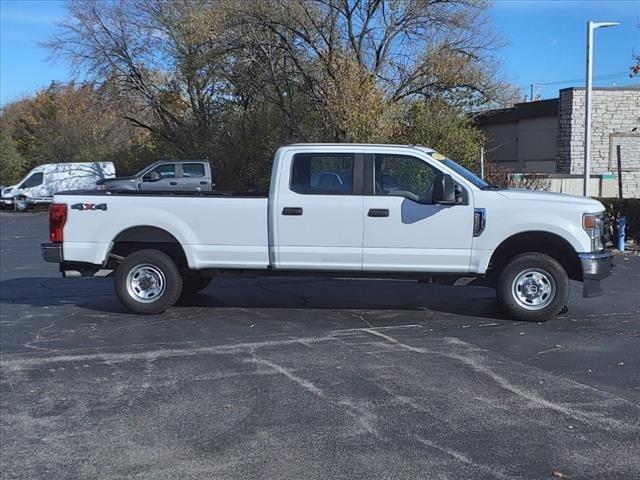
140, 163, 178, 191
274, 151, 364, 270
363, 153, 474, 273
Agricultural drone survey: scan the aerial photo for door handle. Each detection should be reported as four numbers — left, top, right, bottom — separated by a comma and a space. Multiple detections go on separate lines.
368, 208, 389, 217
199, 181, 208, 185
282, 207, 303, 216
169, 181, 177, 186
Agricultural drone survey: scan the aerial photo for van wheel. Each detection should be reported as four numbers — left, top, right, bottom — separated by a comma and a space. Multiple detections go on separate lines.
15, 197, 29, 212
115, 249, 183, 314
181, 275, 212, 296
496, 253, 569, 322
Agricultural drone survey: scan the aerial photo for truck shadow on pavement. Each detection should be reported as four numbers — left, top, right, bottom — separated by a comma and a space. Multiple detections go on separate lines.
0, 276, 507, 320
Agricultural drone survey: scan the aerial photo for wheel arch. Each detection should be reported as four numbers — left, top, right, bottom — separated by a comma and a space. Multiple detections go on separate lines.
107, 225, 191, 271
487, 231, 582, 283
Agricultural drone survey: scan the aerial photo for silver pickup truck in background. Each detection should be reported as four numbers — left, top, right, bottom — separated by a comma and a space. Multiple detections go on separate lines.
97, 160, 213, 192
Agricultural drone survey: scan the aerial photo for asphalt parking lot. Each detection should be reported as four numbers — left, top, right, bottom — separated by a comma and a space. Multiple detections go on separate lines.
1, 211, 639, 480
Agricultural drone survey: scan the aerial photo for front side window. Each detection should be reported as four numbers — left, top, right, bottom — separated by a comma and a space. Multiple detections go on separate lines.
291, 153, 354, 195
182, 163, 205, 178
148, 164, 175, 179
20, 172, 44, 189
374, 155, 438, 203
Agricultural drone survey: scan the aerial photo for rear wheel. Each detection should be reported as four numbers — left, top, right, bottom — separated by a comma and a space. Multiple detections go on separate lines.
115, 249, 183, 314
496, 253, 569, 322
181, 275, 212, 296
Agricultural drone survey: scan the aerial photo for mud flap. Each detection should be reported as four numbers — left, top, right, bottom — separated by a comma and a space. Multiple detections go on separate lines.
583, 279, 603, 298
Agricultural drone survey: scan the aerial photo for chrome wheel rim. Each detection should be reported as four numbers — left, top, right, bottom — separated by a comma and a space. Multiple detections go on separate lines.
126, 263, 166, 303
511, 268, 556, 310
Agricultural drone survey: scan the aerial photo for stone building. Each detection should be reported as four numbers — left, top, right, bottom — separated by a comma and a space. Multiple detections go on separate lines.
476, 86, 640, 197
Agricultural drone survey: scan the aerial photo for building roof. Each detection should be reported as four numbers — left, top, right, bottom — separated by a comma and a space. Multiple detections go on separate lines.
475, 85, 639, 127
560, 85, 640, 92
474, 98, 558, 126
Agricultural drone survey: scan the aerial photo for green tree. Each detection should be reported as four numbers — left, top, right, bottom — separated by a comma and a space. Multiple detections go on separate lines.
395, 99, 485, 169
1, 82, 158, 175
0, 127, 27, 184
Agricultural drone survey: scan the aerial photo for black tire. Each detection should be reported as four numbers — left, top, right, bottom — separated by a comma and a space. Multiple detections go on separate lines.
496, 253, 569, 322
15, 197, 29, 212
114, 249, 183, 314
181, 275, 212, 296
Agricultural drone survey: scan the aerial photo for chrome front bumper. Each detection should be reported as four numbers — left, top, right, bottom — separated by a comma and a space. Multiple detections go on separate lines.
578, 251, 614, 298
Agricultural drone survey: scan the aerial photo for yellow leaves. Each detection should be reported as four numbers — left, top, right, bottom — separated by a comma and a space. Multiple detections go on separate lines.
323, 55, 397, 143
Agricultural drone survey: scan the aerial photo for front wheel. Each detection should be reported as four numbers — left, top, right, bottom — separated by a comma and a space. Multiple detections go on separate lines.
115, 249, 183, 314
496, 253, 569, 322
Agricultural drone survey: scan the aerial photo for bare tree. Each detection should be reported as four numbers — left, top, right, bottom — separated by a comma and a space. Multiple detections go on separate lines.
225, 0, 514, 140
46, 0, 230, 156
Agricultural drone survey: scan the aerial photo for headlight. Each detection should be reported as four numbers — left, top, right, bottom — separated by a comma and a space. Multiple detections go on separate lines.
582, 213, 605, 251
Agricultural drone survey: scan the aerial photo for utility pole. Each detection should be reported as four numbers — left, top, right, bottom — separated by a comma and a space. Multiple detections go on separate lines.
529, 84, 544, 102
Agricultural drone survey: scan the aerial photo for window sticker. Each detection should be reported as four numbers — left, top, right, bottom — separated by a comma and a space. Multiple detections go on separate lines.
431, 152, 446, 161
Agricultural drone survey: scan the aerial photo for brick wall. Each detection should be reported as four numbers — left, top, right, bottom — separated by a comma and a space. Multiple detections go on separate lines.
557, 87, 640, 197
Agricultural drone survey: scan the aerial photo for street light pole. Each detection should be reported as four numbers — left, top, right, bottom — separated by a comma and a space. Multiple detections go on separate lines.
583, 20, 619, 197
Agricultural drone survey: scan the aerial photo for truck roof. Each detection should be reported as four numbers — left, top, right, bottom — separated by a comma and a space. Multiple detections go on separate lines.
152, 159, 209, 163
285, 143, 435, 153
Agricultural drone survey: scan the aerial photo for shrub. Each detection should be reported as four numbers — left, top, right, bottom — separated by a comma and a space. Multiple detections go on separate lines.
599, 198, 640, 244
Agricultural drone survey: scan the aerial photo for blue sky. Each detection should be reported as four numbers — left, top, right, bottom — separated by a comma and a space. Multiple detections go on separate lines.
1, 0, 639, 106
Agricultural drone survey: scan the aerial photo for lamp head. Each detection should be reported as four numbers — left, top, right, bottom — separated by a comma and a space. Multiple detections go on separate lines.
592, 21, 620, 29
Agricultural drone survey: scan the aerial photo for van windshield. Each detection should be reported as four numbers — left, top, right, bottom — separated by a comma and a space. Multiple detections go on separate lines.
20, 172, 44, 189
438, 158, 490, 190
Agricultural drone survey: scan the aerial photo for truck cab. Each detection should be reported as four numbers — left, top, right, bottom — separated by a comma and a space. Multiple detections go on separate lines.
42, 144, 612, 321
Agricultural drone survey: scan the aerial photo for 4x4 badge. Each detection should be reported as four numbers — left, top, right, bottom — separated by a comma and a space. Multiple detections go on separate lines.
70, 203, 107, 211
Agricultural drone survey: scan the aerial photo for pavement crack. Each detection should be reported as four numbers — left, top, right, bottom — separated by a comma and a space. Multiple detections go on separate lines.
248, 355, 323, 397
352, 313, 374, 328
415, 436, 519, 480
360, 329, 640, 432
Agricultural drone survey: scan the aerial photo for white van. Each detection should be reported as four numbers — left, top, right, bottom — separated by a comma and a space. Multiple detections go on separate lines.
1, 162, 116, 210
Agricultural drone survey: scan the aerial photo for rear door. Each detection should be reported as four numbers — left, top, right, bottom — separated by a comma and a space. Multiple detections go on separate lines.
179, 162, 211, 191
362, 152, 474, 273
274, 150, 364, 270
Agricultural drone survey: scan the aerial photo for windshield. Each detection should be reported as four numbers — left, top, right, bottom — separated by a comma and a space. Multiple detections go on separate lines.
135, 163, 154, 177
439, 158, 489, 189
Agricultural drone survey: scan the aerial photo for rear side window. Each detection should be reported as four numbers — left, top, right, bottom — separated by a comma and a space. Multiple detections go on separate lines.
20, 172, 44, 189
290, 153, 354, 195
182, 163, 205, 178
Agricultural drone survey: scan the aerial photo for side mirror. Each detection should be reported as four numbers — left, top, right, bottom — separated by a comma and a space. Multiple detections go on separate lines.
144, 171, 161, 182
432, 174, 456, 204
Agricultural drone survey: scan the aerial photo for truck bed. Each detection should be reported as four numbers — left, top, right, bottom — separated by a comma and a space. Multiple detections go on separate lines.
55, 191, 270, 270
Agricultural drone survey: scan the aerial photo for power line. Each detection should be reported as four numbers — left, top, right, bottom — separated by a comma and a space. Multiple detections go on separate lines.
526, 71, 630, 88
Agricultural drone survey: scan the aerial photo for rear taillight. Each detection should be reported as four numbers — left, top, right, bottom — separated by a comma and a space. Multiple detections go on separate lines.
49, 203, 67, 242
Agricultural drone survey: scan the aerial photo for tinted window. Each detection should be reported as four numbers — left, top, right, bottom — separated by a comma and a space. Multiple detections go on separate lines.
150, 164, 175, 179
183, 163, 205, 178
374, 155, 438, 203
291, 153, 354, 195
20, 172, 44, 189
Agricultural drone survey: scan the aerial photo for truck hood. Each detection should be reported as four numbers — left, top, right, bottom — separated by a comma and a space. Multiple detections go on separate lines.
1, 185, 16, 197
496, 189, 604, 211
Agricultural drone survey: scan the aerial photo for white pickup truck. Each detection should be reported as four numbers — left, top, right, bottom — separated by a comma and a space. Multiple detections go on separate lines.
42, 144, 613, 321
